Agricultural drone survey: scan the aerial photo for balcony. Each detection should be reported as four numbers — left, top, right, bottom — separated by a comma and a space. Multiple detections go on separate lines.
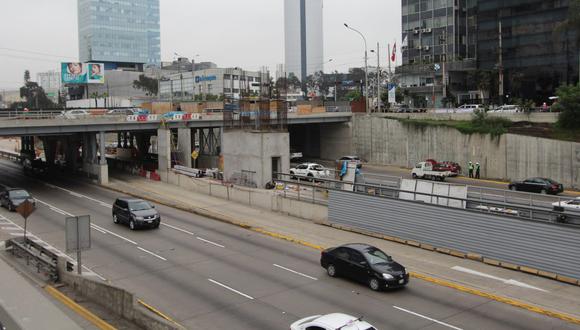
396, 59, 476, 75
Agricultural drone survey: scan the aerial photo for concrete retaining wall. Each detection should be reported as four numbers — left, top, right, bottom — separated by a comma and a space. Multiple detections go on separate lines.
353, 115, 580, 189
167, 171, 328, 223
57, 258, 181, 330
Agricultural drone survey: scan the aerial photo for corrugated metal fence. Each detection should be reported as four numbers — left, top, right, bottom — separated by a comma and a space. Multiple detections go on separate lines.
329, 190, 580, 280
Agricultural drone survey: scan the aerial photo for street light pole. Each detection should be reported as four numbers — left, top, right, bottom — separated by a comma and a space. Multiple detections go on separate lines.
344, 23, 369, 114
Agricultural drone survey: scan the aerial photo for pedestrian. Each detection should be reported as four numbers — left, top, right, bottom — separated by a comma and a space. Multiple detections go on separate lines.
475, 162, 480, 179
468, 161, 473, 178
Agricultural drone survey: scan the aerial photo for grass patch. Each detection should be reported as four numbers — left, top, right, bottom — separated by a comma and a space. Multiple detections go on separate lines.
551, 127, 580, 142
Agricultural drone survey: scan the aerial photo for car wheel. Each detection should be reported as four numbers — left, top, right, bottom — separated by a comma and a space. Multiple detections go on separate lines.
129, 220, 136, 230
412, 173, 417, 179
510, 186, 517, 191
327, 264, 338, 277
369, 278, 381, 291
540, 189, 547, 195
290, 171, 296, 180
8, 204, 14, 212
113, 214, 119, 224
154, 222, 160, 229
307, 173, 314, 182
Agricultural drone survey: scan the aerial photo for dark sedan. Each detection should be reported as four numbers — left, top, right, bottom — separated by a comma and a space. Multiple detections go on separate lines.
508, 177, 563, 195
320, 243, 409, 291
0, 188, 35, 212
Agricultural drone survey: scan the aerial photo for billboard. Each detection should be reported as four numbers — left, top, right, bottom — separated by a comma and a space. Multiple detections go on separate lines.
61, 63, 104, 84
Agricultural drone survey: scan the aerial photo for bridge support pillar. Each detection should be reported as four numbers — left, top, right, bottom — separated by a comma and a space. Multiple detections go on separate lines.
41, 137, 57, 166
157, 128, 171, 181
98, 131, 108, 184
20, 136, 35, 160
177, 128, 192, 168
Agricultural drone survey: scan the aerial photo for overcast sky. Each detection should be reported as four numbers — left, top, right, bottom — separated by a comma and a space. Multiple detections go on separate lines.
0, 0, 400, 90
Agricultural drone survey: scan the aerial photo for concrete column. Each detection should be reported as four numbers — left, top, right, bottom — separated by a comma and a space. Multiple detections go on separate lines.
135, 133, 151, 161
157, 128, 171, 180
177, 128, 192, 168
42, 137, 56, 166
98, 131, 108, 184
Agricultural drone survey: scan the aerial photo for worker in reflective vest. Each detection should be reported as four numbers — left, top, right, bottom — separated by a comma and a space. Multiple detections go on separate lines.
468, 161, 473, 178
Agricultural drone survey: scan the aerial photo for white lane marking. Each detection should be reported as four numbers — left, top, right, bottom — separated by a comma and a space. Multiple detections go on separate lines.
196, 237, 225, 248
207, 279, 254, 300
91, 224, 138, 245
44, 183, 112, 207
451, 266, 548, 292
91, 226, 107, 234
36, 200, 74, 217
137, 247, 167, 261
393, 306, 463, 330
49, 207, 68, 216
273, 264, 318, 280
1, 226, 21, 231
0, 214, 106, 281
161, 222, 195, 235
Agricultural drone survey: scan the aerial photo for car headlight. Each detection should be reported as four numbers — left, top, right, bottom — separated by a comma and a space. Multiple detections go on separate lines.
382, 273, 394, 280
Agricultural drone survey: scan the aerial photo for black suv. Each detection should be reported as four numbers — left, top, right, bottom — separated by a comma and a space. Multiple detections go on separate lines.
112, 197, 160, 230
0, 188, 35, 212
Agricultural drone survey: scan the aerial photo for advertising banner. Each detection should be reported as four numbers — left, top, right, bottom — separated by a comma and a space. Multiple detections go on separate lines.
388, 83, 397, 104
61, 63, 104, 84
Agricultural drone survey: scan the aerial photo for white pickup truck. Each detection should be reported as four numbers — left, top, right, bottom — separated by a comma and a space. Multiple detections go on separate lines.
411, 162, 452, 181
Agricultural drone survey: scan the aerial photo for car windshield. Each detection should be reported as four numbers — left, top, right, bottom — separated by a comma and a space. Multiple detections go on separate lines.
362, 248, 393, 265
9, 190, 30, 198
544, 178, 557, 184
129, 201, 152, 211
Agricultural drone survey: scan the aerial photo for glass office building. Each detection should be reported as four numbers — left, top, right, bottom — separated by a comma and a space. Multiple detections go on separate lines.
477, 0, 578, 102
78, 0, 161, 66
400, 0, 478, 106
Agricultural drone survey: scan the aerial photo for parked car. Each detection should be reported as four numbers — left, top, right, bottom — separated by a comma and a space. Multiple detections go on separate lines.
508, 177, 563, 195
456, 104, 482, 112
0, 188, 35, 212
112, 197, 160, 230
291, 313, 376, 330
411, 161, 451, 181
552, 197, 580, 210
58, 109, 90, 119
320, 243, 409, 291
107, 108, 149, 116
338, 155, 362, 168
492, 105, 520, 113
290, 163, 330, 180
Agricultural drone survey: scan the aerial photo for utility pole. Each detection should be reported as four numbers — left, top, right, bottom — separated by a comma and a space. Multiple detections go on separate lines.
344, 23, 369, 114
377, 42, 381, 113
498, 20, 504, 105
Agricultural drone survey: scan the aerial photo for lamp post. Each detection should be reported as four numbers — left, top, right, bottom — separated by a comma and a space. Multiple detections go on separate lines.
344, 23, 369, 114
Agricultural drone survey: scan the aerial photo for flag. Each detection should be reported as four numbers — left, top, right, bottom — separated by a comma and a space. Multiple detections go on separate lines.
402, 35, 408, 47
391, 42, 397, 62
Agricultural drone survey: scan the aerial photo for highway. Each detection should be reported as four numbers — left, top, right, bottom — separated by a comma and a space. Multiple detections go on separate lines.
0, 159, 578, 329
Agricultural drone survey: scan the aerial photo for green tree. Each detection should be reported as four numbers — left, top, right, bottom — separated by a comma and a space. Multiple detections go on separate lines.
132, 74, 158, 96
343, 90, 362, 102
17, 70, 55, 109
554, 83, 580, 129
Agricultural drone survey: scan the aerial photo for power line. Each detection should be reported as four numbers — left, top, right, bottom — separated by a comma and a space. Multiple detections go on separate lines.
0, 47, 76, 60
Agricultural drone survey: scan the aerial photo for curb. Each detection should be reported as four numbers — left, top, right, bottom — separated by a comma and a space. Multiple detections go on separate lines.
326, 222, 580, 288
100, 182, 580, 325
44, 285, 116, 330
137, 299, 185, 329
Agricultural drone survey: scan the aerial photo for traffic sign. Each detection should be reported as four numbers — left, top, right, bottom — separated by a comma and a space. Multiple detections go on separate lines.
191, 150, 199, 160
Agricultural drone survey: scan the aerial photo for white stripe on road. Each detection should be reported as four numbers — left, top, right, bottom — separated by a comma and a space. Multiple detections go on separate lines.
273, 264, 318, 280
208, 279, 254, 300
137, 247, 167, 261
91, 224, 138, 245
196, 237, 225, 248
44, 183, 112, 207
36, 200, 74, 217
49, 208, 68, 216
451, 266, 548, 292
1, 226, 21, 231
393, 306, 463, 330
161, 222, 195, 235
91, 226, 107, 234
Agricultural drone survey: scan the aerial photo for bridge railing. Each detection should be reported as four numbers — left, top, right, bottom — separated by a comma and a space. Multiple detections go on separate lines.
5, 237, 59, 282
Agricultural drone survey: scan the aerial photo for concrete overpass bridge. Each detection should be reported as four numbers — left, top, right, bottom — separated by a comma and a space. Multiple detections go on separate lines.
0, 111, 353, 185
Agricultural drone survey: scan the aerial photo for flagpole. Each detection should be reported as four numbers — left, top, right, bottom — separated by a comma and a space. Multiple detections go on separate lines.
388, 43, 392, 80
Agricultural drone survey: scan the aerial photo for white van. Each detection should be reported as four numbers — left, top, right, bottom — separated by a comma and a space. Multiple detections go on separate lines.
456, 104, 482, 113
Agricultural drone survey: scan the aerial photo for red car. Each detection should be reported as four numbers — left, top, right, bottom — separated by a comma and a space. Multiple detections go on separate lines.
424, 159, 461, 176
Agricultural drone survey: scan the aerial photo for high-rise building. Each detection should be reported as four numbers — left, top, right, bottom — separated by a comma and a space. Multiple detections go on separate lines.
37, 70, 62, 102
477, 0, 578, 103
399, 0, 478, 107
78, 0, 161, 68
284, 0, 324, 83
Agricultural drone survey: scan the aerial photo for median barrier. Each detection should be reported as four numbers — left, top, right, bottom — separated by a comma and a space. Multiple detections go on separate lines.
57, 257, 183, 330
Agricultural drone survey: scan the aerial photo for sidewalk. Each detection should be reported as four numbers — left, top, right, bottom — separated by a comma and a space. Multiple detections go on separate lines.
0, 253, 83, 330
106, 175, 580, 322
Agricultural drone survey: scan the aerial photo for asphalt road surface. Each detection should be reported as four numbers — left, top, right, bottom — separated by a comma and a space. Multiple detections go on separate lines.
0, 159, 577, 330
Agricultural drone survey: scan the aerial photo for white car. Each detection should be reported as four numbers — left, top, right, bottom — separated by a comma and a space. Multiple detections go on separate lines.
58, 109, 90, 119
456, 104, 482, 113
291, 313, 376, 330
290, 163, 330, 179
552, 197, 580, 210
493, 105, 520, 113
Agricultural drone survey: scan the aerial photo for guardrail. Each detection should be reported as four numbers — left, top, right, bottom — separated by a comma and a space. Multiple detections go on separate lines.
5, 237, 59, 282
274, 172, 580, 226
0, 150, 21, 162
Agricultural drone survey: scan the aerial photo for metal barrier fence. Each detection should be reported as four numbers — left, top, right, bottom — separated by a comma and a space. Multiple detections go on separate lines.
5, 237, 59, 282
328, 189, 580, 280
274, 172, 580, 225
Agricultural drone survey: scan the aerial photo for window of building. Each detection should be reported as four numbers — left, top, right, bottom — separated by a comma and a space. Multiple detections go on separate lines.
224, 74, 231, 79
248, 77, 254, 82
233, 88, 239, 93
255, 77, 261, 83
232, 75, 239, 80
224, 88, 232, 93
